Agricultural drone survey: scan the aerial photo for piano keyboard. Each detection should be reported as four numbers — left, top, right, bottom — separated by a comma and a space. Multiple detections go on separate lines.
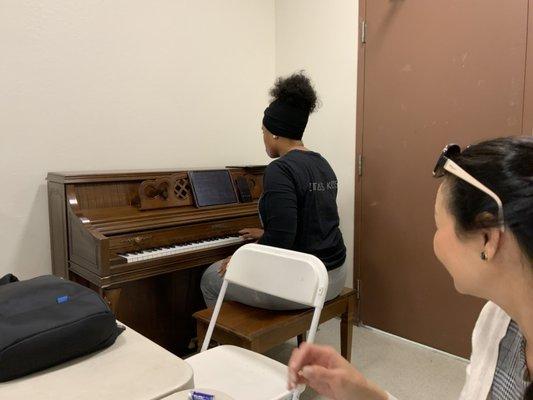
118, 235, 246, 263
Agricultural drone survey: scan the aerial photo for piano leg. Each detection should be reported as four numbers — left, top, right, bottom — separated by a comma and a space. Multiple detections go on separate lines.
103, 288, 122, 315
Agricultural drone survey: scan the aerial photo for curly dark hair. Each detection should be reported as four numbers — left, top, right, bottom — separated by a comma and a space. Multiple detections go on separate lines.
444, 136, 533, 261
269, 71, 318, 114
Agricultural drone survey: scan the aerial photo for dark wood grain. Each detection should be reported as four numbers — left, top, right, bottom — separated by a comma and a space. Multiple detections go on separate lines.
47, 182, 69, 278
46, 167, 265, 355
194, 288, 357, 361
138, 173, 193, 210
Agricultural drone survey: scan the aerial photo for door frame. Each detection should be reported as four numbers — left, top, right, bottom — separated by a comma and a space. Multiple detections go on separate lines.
353, 0, 366, 323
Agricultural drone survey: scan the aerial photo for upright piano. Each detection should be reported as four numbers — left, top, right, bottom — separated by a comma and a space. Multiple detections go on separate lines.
47, 166, 264, 353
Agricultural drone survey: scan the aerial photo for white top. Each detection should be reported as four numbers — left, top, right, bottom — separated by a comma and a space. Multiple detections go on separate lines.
459, 301, 511, 400
388, 301, 511, 400
0, 324, 194, 400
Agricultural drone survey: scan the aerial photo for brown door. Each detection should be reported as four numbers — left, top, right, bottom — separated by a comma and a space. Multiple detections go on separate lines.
356, 0, 530, 357
523, 3, 533, 135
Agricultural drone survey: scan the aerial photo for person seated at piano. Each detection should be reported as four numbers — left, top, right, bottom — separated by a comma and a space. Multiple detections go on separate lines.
201, 72, 347, 310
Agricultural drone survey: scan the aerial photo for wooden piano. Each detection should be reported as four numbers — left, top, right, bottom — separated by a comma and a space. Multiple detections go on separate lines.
47, 166, 264, 354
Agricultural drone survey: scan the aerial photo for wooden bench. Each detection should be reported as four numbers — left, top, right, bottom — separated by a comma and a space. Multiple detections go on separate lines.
193, 287, 357, 361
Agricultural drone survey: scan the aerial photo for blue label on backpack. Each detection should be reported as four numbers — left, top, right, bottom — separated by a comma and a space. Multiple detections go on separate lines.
56, 295, 69, 304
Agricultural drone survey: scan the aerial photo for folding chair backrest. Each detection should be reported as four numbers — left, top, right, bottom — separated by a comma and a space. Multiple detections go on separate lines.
200, 244, 329, 353
225, 244, 329, 308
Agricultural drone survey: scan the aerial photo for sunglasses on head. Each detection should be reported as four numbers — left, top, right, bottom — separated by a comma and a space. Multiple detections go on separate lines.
433, 143, 505, 232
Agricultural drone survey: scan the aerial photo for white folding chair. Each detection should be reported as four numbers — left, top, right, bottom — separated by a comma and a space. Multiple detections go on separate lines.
186, 243, 329, 400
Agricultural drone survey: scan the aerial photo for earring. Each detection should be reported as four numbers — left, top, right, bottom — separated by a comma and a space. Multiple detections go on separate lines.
481, 251, 487, 261
272, 135, 278, 139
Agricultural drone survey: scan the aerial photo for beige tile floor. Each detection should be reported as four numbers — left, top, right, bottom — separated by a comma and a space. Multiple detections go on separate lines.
266, 319, 468, 400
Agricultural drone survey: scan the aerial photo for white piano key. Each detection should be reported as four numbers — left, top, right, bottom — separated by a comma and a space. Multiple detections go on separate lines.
119, 235, 246, 263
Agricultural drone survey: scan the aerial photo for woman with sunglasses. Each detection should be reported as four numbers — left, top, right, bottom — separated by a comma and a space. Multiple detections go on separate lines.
288, 136, 533, 399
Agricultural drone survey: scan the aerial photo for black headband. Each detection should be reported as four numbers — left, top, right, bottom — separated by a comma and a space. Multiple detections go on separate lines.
262, 99, 309, 140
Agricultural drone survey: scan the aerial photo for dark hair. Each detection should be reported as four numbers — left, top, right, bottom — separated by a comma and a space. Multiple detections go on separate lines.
525, 383, 533, 400
444, 136, 533, 261
269, 71, 318, 114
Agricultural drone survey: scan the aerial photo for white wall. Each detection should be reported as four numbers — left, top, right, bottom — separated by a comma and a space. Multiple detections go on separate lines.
0, 1, 358, 283
0, 0, 275, 278
275, 0, 358, 286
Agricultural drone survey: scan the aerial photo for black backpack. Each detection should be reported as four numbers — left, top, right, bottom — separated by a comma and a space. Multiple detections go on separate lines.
0, 274, 124, 382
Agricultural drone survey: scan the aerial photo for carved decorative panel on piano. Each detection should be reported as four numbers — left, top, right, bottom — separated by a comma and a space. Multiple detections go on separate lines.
47, 167, 265, 354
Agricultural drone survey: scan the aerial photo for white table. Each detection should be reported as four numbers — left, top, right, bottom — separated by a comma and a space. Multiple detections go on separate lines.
0, 324, 194, 400
163, 388, 234, 399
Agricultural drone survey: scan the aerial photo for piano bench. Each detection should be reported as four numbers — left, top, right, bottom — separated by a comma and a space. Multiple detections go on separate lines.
193, 287, 357, 362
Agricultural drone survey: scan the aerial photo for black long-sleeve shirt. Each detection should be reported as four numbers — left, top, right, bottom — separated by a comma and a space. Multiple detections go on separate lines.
257, 150, 346, 270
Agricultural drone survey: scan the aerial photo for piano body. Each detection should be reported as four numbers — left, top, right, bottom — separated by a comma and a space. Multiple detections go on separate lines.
47, 167, 264, 353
